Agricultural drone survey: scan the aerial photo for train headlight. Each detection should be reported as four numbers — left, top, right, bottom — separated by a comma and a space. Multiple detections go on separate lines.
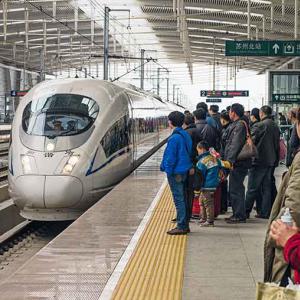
21, 155, 32, 174
62, 155, 80, 175
46, 142, 55, 152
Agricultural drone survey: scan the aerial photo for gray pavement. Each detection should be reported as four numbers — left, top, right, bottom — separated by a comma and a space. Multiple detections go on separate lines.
183, 166, 286, 300
183, 215, 267, 300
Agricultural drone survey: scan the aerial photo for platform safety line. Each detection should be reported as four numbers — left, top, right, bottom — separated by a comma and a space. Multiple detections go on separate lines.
99, 179, 168, 300
111, 182, 187, 300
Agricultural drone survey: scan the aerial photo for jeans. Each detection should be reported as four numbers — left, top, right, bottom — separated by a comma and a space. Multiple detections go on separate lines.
184, 173, 194, 224
245, 166, 272, 218
229, 166, 248, 220
167, 173, 188, 230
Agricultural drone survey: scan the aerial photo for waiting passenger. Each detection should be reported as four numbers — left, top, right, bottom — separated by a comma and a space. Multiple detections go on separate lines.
196, 102, 217, 129
224, 103, 251, 224
245, 106, 280, 219
194, 141, 222, 227
194, 108, 219, 149
209, 104, 222, 132
287, 108, 300, 167
219, 110, 231, 213
249, 108, 260, 128
160, 111, 192, 235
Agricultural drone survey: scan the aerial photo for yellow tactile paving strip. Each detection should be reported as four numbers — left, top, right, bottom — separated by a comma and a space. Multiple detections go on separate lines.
112, 185, 187, 300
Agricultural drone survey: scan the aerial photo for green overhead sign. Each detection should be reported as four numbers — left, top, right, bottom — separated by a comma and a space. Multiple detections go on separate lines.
272, 94, 300, 103
225, 40, 300, 56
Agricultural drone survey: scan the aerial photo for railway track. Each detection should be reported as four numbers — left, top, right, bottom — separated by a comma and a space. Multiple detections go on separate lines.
0, 220, 72, 282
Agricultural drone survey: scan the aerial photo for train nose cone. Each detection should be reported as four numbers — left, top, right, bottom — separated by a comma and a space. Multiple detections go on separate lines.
44, 176, 83, 208
13, 175, 83, 209
13, 175, 46, 209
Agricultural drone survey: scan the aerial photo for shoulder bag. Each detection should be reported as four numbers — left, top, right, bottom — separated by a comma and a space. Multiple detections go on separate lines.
237, 120, 258, 161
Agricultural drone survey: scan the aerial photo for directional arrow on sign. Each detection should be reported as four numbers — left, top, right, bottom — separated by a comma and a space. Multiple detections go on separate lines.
273, 44, 280, 54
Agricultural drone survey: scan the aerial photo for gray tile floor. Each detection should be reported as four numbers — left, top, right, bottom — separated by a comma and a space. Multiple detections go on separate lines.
182, 166, 286, 300
183, 215, 267, 300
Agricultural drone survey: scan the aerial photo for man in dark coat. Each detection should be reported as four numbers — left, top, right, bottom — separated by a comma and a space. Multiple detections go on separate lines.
245, 106, 280, 219
193, 108, 218, 150
223, 103, 251, 223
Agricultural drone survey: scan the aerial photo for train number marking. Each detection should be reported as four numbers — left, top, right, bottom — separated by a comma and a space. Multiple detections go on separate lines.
44, 153, 54, 158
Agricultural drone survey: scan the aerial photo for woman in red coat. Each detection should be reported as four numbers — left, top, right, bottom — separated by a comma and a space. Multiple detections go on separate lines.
270, 220, 300, 283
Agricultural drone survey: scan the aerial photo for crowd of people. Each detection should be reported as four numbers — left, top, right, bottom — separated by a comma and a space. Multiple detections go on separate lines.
160, 101, 300, 286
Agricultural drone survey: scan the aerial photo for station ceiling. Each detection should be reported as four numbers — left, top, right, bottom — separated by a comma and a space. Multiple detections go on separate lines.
0, 0, 299, 84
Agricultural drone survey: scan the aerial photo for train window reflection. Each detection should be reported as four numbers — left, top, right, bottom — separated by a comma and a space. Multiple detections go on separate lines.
22, 94, 99, 138
101, 115, 129, 158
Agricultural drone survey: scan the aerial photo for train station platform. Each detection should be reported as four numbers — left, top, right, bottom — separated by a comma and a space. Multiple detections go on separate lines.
0, 143, 284, 299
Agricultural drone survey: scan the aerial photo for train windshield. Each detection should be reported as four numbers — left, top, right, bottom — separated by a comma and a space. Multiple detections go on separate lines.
22, 94, 99, 138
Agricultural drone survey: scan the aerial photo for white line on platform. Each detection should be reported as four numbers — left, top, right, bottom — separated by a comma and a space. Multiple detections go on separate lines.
99, 178, 167, 300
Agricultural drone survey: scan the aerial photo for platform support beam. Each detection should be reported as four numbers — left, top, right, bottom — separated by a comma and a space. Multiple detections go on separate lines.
140, 49, 145, 89
247, 0, 251, 39
157, 68, 160, 95
103, 6, 110, 80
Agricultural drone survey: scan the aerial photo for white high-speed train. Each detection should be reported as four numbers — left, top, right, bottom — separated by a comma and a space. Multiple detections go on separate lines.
8, 79, 183, 221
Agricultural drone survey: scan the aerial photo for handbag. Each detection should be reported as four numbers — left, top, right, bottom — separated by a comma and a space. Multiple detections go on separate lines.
236, 120, 258, 161
256, 282, 300, 300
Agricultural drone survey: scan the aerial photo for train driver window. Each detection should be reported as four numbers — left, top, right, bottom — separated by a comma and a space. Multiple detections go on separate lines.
22, 94, 99, 138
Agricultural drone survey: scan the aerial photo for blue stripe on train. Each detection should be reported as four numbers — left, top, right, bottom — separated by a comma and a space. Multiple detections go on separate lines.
86, 146, 130, 176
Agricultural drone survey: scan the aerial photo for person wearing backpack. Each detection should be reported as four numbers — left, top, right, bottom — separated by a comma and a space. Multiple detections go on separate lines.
160, 111, 193, 235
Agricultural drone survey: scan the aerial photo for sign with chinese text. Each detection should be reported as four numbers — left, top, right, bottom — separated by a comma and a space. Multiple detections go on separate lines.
201, 90, 249, 98
272, 94, 300, 103
225, 40, 300, 56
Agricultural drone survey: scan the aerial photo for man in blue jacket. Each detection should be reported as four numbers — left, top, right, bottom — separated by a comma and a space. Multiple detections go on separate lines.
160, 111, 193, 235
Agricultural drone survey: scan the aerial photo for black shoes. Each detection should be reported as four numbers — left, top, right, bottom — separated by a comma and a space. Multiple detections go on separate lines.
255, 214, 269, 219
167, 227, 188, 235
226, 217, 246, 224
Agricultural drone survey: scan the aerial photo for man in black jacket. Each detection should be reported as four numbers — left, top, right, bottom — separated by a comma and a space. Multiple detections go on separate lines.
245, 106, 280, 219
193, 108, 218, 149
224, 103, 251, 223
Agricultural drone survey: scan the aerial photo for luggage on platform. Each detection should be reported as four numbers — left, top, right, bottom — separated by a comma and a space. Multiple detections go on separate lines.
191, 185, 222, 219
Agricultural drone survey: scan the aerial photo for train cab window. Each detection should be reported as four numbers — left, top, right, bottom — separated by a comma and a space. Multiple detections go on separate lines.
22, 94, 99, 138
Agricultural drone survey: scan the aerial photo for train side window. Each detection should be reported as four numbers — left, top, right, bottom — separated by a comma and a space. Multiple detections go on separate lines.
101, 115, 129, 158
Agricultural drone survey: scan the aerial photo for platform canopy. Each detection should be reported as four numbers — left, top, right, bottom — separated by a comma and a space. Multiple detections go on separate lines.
0, 0, 299, 85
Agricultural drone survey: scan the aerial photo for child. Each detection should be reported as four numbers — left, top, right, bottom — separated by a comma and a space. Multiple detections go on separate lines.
194, 141, 230, 227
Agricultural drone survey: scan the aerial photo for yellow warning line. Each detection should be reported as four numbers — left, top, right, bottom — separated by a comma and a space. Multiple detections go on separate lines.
112, 185, 187, 300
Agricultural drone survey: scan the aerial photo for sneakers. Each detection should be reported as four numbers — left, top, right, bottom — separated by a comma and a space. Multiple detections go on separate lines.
167, 227, 188, 235
198, 218, 206, 224
224, 215, 234, 221
199, 221, 214, 227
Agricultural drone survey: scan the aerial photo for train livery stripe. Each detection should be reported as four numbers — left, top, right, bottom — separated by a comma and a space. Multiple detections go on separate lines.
111, 184, 187, 300
86, 146, 130, 176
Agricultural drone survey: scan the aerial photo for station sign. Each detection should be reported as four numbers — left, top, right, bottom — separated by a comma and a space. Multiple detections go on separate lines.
272, 94, 300, 103
200, 90, 249, 98
10, 90, 28, 97
206, 98, 222, 103
226, 40, 300, 56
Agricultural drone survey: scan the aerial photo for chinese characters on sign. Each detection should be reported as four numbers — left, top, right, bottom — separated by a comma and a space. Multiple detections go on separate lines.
226, 41, 300, 56
200, 90, 249, 98
272, 94, 300, 103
